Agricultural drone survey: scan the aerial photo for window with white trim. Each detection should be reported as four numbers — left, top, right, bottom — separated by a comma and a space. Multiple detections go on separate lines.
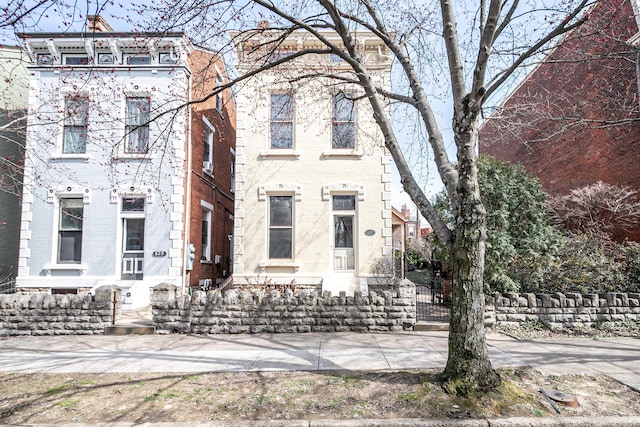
269, 195, 293, 259
270, 93, 294, 149
215, 72, 224, 112
63, 96, 89, 154
201, 208, 212, 261
203, 122, 213, 167
230, 148, 236, 193
125, 97, 150, 154
58, 198, 83, 263
332, 93, 355, 149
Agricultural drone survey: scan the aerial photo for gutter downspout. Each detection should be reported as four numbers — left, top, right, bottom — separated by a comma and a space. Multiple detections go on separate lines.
183, 67, 193, 295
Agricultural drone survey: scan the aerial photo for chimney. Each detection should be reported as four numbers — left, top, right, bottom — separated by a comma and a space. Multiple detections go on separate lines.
87, 15, 114, 32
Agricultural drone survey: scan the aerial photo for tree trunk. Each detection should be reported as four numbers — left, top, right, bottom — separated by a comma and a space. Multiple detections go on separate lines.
442, 115, 501, 396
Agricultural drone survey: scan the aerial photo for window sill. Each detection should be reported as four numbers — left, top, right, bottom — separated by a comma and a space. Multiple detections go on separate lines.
201, 259, 213, 265
113, 154, 151, 161
52, 154, 91, 162
260, 149, 301, 159
43, 263, 88, 276
259, 261, 300, 272
322, 150, 363, 158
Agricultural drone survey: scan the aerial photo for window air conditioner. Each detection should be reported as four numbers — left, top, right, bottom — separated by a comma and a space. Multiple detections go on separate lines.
199, 279, 212, 291
202, 161, 213, 174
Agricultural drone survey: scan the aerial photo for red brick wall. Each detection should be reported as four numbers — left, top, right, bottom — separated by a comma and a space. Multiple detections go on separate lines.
479, 0, 640, 241
187, 51, 236, 287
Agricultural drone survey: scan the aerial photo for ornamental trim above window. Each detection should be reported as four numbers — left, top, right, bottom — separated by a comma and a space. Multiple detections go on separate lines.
322, 183, 365, 201
110, 185, 154, 204
258, 183, 302, 202
47, 186, 92, 204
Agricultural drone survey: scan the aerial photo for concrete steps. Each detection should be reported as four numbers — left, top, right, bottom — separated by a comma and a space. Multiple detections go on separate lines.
104, 325, 156, 335
105, 305, 155, 335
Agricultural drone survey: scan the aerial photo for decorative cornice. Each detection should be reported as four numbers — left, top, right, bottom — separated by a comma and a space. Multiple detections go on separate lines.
322, 183, 365, 201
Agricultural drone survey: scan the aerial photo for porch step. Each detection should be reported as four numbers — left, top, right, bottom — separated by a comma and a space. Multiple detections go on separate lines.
414, 321, 449, 331
104, 325, 156, 335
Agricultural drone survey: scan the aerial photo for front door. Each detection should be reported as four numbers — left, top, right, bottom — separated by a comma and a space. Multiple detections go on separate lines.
121, 198, 144, 280
332, 195, 356, 271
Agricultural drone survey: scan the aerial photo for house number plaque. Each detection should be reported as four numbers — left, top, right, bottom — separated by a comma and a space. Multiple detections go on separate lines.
364, 229, 375, 236
153, 251, 167, 257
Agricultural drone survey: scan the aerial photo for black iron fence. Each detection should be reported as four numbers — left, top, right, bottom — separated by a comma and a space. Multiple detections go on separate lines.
0, 280, 16, 294
415, 278, 450, 322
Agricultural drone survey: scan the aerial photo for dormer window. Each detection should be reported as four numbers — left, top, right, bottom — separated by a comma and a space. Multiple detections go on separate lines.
37, 54, 52, 66
125, 54, 151, 65
159, 53, 177, 64
64, 55, 89, 66
97, 53, 115, 64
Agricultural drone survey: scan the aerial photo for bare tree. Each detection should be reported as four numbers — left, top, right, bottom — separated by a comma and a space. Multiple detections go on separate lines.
548, 181, 640, 236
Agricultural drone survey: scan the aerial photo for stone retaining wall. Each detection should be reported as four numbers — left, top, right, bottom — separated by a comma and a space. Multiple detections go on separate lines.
485, 292, 640, 330
151, 280, 416, 334
0, 286, 121, 336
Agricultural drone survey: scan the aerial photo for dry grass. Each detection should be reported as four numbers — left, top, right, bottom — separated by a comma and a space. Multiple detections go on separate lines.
1, 368, 639, 424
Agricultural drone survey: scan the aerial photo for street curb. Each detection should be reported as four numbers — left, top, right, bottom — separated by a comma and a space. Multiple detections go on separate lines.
4, 416, 640, 427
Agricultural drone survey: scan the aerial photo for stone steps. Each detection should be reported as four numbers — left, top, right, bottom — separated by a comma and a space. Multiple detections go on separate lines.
104, 325, 156, 335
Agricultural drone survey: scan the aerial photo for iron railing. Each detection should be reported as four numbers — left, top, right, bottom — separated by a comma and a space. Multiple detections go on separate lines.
0, 280, 16, 294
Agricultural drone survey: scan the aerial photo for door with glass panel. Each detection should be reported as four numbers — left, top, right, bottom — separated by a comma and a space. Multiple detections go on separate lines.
333, 195, 355, 270
121, 197, 145, 280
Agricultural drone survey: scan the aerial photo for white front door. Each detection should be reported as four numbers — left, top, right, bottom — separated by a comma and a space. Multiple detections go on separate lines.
120, 197, 145, 280
332, 195, 356, 271
121, 217, 145, 280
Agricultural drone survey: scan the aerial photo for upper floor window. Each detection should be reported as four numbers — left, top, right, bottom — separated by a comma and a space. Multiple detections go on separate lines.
230, 148, 236, 193
332, 93, 355, 149
269, 49, 297, 63
63, 96, 89, 154
270, 93, 294, 149
125, 54, 151, 65
215, 72, 224, 112
125, 97, 150, 154
64, 55, 89, 66
204, 127, 213, 164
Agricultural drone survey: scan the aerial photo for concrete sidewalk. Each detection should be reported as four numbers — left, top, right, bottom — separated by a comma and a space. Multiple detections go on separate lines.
0, 331, 639, 393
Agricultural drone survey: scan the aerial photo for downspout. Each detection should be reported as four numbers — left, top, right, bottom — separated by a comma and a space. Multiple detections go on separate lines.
183, 67, 193, 295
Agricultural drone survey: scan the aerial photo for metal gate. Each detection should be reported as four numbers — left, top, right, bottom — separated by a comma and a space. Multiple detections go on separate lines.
416, 276, 450, 322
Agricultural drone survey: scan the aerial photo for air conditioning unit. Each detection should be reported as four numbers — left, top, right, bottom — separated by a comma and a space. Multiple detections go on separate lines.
199, 279, 212, 291
202, 161, 213, 174
214, 254, 221, 264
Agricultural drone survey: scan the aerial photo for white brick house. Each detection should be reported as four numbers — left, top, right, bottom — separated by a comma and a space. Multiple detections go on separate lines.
16, 17, 234, 308
232, 30, 393, 294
